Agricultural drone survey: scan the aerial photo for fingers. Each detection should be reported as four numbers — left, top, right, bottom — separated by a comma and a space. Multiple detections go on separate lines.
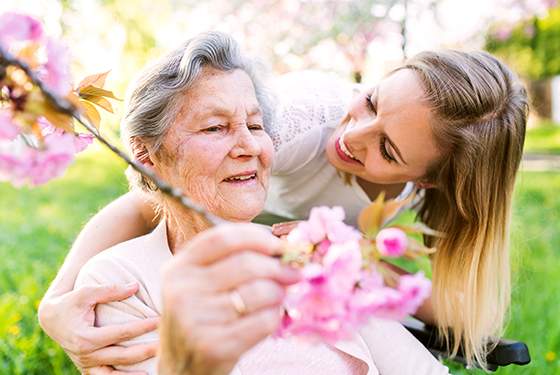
80, 342, 157, 368
179, 224, 283, 265
76, 283, 139, 307
205, 251, 300, 291
271, 221, 301, 237
86, 317, 159, 349
85, 365, 147, 375
194, 279, 286, 324
217, 307, 283, 359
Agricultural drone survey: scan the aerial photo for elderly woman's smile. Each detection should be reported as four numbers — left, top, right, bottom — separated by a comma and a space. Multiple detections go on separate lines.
151, 67, 274, 223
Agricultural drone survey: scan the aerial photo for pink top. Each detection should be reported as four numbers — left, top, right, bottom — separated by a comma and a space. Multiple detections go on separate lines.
75, 222, 449, 375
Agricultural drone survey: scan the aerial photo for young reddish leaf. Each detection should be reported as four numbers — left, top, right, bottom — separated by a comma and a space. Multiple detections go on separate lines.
381, 193, 415, 226
358, 191, 385, 238
79, 86, 120, 100
80, 95, 114, 113
79, 100, 101, 129
77, 70, 110, 90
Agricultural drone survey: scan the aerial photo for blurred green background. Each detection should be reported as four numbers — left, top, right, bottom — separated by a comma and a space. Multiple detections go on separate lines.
1, 0, 560, 373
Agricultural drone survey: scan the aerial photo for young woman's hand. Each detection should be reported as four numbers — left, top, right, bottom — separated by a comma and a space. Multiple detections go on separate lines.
158, 224, 301, 375
271, 220, 302, 238
38, 283, 159, 372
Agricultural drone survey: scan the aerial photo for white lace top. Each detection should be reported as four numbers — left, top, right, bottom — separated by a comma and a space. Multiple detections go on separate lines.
265, 71, 415, 226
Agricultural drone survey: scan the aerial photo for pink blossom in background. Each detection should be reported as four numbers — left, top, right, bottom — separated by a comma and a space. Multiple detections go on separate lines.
494, 26, 513, 41
0, 12, 43, 49
0, 110, 20, 141
376, 227, 408, 257
39, 38, 72, 96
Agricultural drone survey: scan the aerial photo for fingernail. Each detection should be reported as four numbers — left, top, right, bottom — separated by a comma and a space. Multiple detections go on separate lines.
125, 282, 138, 289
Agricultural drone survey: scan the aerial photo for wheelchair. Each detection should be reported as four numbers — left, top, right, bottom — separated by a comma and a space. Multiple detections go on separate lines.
404, 319, 530, 371
255, 213, 531, 371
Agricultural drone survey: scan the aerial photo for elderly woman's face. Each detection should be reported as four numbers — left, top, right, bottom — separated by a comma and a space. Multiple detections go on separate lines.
154, 67, 273, 222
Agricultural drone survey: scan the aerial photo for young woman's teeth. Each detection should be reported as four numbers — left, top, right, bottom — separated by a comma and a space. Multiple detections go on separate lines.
339, 135, 358, 161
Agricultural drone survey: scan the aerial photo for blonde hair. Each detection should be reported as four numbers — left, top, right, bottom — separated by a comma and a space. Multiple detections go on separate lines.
402, 51, 528, 368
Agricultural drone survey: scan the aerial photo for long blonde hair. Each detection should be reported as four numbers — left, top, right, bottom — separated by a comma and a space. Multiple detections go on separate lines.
403, 51, 528, 368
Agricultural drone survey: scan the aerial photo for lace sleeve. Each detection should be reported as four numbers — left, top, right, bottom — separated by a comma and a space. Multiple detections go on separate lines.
268, 71, 356, 175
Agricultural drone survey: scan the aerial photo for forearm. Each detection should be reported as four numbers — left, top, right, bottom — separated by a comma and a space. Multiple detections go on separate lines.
44, 191, 157, 298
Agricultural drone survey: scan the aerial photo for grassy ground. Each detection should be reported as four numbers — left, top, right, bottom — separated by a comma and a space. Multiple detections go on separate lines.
525, 122, 560, 154
0, 142, 559, 373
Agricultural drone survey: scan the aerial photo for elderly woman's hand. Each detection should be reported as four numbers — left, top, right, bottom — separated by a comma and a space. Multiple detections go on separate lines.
158, 223, 300, 375
38, 283, 159, 373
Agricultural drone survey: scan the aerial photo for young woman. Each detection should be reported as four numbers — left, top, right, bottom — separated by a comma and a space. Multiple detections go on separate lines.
38, 48, 528, 371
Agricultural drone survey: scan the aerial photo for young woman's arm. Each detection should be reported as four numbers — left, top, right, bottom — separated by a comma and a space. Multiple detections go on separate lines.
38, 190, 159, 371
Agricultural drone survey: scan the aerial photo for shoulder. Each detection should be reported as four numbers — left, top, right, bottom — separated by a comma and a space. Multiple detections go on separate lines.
269, 71, 355, 148
269, 71, 355, 175
75, 223, 169, 288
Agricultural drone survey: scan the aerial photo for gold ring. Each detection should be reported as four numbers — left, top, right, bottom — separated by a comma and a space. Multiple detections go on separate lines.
229, 289, 247, 316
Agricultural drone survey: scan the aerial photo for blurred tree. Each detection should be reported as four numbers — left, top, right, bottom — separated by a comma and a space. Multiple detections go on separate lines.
486, 1, 559, 118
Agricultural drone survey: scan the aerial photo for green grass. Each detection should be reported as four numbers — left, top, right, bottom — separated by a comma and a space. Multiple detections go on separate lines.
1, 148, 559, 374
525, 122, 560, 154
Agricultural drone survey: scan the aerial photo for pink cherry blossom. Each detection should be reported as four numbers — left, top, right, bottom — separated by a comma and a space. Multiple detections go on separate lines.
376, 227, 408, 257
277, 206, 432, 344
292, 206, 362, 245
0, 110, 20, 141
40, 118, 94, 152
39, 38, 72, 96
279, 240, 364, 343
0, 12, 44, 49
0, 119, 92, 186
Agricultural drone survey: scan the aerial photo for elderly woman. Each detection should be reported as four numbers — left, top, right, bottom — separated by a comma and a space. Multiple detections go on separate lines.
71, 32, 449, 375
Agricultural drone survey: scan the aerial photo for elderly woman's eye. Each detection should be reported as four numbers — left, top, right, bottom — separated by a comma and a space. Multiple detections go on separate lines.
203, 125, 224, 133
248, 123, 264, 131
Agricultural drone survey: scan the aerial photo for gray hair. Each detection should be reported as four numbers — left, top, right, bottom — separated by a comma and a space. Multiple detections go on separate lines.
122, 31, 274, 191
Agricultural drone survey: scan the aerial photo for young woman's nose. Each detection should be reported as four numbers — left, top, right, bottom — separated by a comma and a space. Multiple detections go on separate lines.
344, 118, 376, 148
230, 126, 261, 158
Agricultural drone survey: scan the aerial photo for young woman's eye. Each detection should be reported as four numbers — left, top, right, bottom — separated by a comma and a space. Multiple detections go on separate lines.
379, 136, 396, 163
365, 94, 377, 113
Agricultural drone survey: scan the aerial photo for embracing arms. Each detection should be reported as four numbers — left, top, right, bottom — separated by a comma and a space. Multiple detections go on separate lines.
38, 191, 158, 373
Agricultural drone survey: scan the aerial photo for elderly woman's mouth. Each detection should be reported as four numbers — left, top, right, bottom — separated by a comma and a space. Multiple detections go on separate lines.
222, 171, 258, 184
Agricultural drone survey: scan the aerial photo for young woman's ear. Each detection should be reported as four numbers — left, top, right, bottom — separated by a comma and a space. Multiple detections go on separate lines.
130, 137, 154, 167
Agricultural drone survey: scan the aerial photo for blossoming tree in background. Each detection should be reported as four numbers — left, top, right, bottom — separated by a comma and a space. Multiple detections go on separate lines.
0, 11, 435, 344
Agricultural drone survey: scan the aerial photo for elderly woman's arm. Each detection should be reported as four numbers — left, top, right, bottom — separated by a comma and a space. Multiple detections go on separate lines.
38, 191, 158, 372
159, 224, 301, 375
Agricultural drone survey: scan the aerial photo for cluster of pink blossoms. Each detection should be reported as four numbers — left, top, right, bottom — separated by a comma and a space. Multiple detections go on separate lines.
277, 206, 431, 343
0, 12, 92, 186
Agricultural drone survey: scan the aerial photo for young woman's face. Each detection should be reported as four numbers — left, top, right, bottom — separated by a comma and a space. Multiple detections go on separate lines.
326, 69, 441, 185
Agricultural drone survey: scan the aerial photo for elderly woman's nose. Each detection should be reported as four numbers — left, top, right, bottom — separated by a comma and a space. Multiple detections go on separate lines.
230, 126, 262, 157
